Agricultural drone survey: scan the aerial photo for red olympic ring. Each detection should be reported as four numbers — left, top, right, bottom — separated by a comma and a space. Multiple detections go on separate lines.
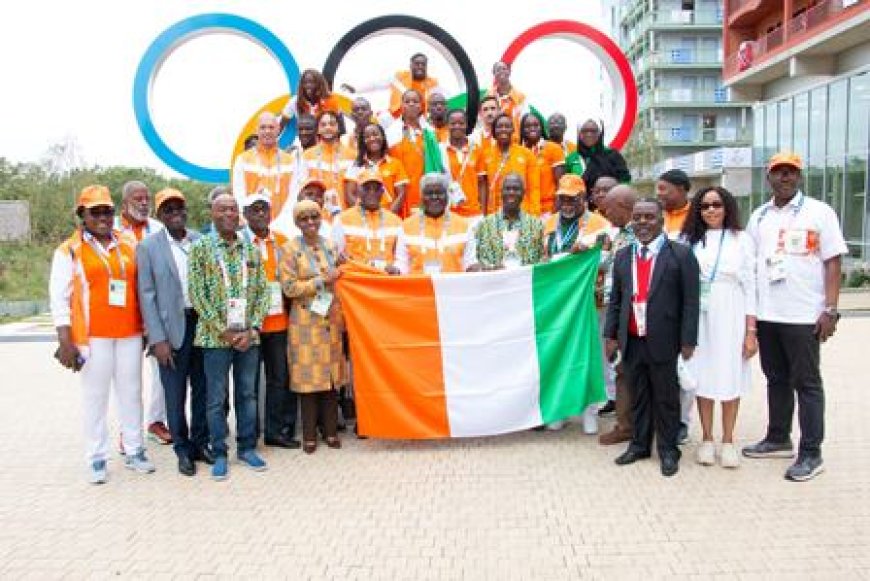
501, 20, 638, 151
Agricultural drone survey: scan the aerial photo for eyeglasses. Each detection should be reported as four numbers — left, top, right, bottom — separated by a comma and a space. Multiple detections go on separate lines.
87, 207, 115, 217
700, 202, 724, 211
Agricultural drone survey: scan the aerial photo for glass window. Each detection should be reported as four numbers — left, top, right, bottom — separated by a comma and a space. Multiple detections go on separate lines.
793, 92, 809, 161
848, 72, 870, 157
844, 153, 867, 259
753, 105, 766, 166
765, 102, 778, 156
778, 98, 793, 153
828, 79, 848, 159
825, 157, 845, 217
809, 86, 827, 164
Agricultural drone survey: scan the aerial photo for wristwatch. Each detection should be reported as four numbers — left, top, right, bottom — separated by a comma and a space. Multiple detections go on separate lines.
823, 306, 840, 320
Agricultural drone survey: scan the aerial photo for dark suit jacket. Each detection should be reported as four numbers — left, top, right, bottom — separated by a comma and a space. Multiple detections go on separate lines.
604, 237, 700, 363
137, 228, 201, 350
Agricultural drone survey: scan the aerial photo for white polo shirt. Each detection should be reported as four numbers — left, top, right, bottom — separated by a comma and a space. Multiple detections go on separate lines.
746, 191, 847, 324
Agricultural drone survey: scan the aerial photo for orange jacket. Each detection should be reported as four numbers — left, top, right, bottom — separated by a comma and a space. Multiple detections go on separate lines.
389, 71, 440, 118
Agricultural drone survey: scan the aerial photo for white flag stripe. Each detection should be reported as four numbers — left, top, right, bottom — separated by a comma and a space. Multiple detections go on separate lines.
432, 269, 542, 437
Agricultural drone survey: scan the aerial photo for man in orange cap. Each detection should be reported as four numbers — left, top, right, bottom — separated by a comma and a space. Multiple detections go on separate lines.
332, 171, 402, 274
542, 173, 611, 433
50, 186, 155, 483
136, 189, 213, 476
742, 152, 847, 482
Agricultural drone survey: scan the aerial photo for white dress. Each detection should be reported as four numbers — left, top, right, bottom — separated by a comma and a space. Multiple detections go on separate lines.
687, 229, 756, 401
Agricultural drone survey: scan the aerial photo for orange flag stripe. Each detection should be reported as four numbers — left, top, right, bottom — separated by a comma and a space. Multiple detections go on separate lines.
338, 264, 450, 438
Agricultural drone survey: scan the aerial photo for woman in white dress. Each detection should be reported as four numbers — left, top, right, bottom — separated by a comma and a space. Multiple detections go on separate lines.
681, 187, 758, 468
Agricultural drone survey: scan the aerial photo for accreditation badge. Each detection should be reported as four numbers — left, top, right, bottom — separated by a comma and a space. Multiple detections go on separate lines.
370, 258, 387, 271
766, 253, 787, 284
503, 255, 522, 270
108, 279, 127, 307
632, 300, 648, 337
310, 290, 334, 317
227, 298, 248, 330
448, 181, 466, 206
699, 280, 711, 313
268, 281, 284, 316
502, 230, 519, 253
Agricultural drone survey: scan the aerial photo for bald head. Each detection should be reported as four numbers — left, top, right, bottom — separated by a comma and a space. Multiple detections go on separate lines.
604, 184, 637, 227
257, 112, 279, 148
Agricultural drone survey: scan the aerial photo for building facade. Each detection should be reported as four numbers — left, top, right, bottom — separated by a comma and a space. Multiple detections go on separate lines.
608, 0, 754, 189
723, 0, 870, 259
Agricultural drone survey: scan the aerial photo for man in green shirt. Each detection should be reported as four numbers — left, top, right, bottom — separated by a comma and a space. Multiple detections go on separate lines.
475, 172, 545, 270
189, 193, 270, 481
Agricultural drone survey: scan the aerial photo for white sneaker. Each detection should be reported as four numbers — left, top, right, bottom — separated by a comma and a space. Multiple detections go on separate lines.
720, 443, 740, 469
545, 420, 566, 431
582, 407, 598, 435
696, 441, 715, 466
88, 460, 108, 484
124, 450, 156, 474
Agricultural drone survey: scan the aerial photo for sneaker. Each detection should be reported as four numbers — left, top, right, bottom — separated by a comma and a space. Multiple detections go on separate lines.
696, 441, 715, 466
89, 460, 108, 485
785, 456, 824, 482
212, 456, 228, 481
677, 423, 689, 445
720, 443, 740, 469
582, 409, 599, 435
597, 400, 616, 417
742, 439, 795, 459
545, 420, 566, 431
124, 450, 156, 474
147, 422, 173, 445
238, 450, 268, 472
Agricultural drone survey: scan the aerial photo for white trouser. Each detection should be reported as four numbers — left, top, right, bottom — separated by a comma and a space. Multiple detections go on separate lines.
80, 336, 144, 463
680, 386, 695, 427
597, 309, 616, 400
145, 356, 167, 425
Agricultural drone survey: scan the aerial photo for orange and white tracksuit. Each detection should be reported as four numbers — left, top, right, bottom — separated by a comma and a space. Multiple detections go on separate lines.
50, 229, 145, 464
331, 206, 402, 269
395, 211, 476, 274
232, 145, 297, 220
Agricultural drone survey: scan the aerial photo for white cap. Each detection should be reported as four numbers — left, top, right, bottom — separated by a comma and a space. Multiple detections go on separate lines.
242, 192, 271, 208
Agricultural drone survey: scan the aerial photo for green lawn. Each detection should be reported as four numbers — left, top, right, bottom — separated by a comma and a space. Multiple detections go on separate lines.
0, 242, 53, 301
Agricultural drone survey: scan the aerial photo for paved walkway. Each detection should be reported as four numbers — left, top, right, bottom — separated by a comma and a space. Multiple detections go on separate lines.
0, 319, 868, 579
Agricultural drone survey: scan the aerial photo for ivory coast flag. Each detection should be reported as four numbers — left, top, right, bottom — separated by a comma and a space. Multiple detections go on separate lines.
337, 251, 606, 439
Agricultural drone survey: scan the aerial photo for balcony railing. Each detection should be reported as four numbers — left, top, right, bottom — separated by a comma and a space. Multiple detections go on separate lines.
655, 127, 749, 144
725, 0, 855, 78
642, 88, 731, 106
648, 8, 724, 25
647, 49, 723, 66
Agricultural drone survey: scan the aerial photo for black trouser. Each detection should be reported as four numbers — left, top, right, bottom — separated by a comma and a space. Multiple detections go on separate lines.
623, 336, 681, 461
757, 321, 824, 459
259, 331, 297, 439
300, 391, 338, 443
158, 309, 208, 459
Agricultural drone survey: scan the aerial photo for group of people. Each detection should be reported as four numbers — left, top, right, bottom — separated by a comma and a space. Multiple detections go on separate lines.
50, 53, 847, 485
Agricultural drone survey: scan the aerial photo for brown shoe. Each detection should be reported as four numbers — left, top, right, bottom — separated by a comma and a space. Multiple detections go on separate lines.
147, 422, 173, 445
599, 427, 632, 446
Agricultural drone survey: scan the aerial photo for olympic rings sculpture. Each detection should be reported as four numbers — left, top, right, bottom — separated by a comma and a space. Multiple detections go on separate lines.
133, 13, 637, 183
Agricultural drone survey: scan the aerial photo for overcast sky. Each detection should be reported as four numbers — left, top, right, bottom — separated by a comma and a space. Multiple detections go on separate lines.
1, 0, 611, 180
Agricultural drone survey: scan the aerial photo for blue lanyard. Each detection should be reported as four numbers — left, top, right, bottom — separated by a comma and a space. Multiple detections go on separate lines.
757, 192, 805, 225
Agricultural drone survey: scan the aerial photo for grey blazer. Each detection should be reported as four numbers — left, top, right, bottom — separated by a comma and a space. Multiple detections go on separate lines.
136, 228, 201, 349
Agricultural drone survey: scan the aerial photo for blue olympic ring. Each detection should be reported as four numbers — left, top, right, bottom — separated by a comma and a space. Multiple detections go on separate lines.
133, 13, 300, 183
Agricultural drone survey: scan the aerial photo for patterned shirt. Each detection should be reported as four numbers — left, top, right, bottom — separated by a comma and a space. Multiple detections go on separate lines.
475, 211, 544, 268
188, 232, 269, 348
602, 224, 636, 303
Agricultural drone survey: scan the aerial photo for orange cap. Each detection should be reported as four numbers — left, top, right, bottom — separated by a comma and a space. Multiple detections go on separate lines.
767, 151, 803, 172
76, 185, 114, 210
555, 173, 586, 197
155, 188, 185, 210
357, 170, 384, 187
300, 176, 327, 190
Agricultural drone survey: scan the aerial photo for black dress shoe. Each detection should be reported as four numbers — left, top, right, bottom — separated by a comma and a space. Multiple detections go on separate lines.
193, 446, 216, 465
661, 455, 680, 477
615, 449, 651, 465
178, 455, 196, 477
264, 435, 301, 449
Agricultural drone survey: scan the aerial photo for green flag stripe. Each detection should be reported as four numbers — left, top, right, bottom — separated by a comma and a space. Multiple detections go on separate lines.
532, 251, 607, 424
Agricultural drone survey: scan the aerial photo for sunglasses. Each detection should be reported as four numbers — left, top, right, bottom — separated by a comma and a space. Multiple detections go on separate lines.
700, 202, 724, 211
88, 207, 115, 217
